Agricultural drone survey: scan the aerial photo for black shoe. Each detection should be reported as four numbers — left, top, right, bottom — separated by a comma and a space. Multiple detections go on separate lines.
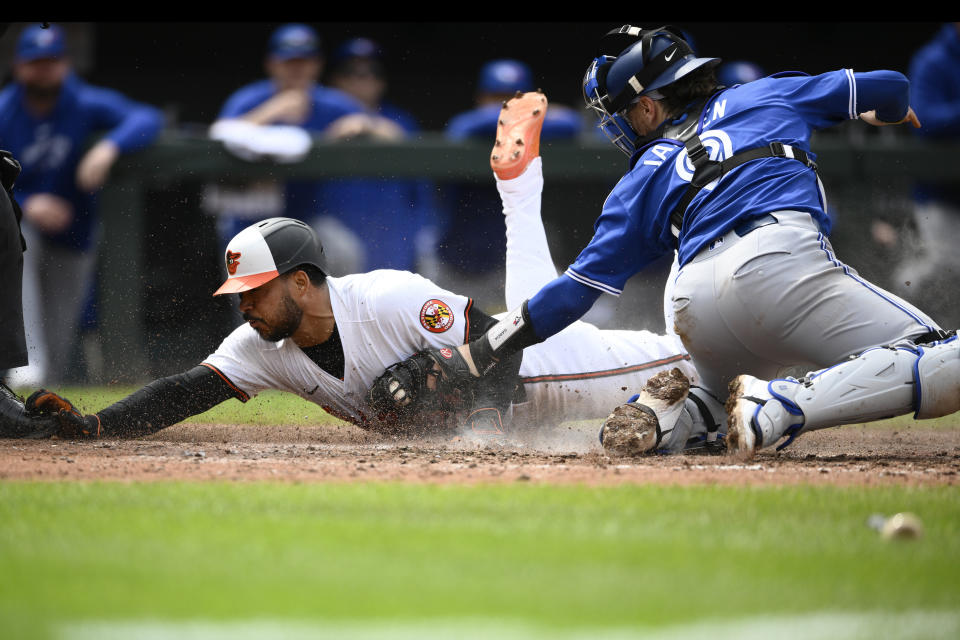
0, 382, 57, 439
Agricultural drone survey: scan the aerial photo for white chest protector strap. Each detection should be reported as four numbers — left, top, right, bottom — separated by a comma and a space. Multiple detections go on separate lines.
751, 332, 960, 450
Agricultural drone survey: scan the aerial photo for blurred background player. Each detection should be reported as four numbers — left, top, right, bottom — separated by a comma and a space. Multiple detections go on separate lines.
210, 23, 366, 275
0, 23, 163, 387
317, 37, 440, 274
890, 22, 960, 328
715, 60, 765, 87
440, 59, 581, 310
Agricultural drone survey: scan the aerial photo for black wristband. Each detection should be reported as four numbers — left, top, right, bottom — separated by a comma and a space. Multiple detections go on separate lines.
468, 300, 542, 375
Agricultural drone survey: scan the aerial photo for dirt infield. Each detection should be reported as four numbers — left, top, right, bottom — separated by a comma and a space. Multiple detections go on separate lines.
1, 422, 957, 486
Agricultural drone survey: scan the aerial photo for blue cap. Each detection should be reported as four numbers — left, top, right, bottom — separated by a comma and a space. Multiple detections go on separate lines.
717, 61, 765, 87
16, 23, 66, 62
478, 59, 533, 94
333, 37, 382, 64
268, 24, 320, 60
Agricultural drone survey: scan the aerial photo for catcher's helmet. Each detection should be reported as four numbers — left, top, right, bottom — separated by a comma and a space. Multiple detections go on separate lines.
478, 59, 534, 95
213, 217, 329, 296
583, 25, 720, 156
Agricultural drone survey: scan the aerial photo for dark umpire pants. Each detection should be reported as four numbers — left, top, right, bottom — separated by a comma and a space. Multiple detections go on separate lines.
0, 163, 28, 371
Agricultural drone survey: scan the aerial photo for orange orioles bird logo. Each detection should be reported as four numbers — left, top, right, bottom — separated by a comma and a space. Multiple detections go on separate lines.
226, 250, 242, 275
420, 299, 454, 333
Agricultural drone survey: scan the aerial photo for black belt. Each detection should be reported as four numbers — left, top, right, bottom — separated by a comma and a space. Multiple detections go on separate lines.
732, 213, 778, 237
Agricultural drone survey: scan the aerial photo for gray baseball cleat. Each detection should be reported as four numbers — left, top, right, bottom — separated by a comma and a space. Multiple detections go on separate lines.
599, 368, 690, 456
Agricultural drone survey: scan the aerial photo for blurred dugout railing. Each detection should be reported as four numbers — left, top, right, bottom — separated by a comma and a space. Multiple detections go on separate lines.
96, 133, 960, 383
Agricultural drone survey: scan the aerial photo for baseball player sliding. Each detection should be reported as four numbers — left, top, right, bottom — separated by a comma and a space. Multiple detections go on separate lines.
12, 94, 723, 452
377, 24, 960, 458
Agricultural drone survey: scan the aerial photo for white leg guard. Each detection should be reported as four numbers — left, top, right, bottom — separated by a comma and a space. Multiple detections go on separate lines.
683, 387, 729, 452
658, 387, 728, 454
730, 335, 960, 452
914, 335, 960, 418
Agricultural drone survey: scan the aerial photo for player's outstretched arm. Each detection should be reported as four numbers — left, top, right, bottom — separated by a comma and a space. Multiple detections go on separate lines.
26, 365, 244, 439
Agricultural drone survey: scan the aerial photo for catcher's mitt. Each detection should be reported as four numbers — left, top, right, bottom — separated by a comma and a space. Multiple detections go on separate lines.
25, 389, 101, 439
367, 347, 476, 434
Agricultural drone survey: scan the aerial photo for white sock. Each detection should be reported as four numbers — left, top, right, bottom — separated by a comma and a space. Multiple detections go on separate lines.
497, 157, 558, 309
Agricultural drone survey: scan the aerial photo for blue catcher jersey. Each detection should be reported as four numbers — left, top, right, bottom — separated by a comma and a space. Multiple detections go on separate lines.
566, 69, 910, 296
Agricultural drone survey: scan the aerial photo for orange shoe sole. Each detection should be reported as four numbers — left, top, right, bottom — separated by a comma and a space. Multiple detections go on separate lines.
490, 91, 548, 180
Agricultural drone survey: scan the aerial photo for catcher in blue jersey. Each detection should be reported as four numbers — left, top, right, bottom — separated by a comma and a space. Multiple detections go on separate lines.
377, 24, 960, 457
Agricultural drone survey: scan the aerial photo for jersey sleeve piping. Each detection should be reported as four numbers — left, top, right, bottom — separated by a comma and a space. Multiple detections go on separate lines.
200, 362, 251, 402
563, 268, 623, 297
845, 68, 857, 119
463, 298, 474, 344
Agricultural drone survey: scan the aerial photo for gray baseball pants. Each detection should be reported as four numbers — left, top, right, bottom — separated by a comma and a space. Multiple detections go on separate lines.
672, 210, 940, 398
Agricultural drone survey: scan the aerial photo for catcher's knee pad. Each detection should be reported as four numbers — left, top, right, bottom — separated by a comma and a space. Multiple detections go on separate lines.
912, 334, 960, 419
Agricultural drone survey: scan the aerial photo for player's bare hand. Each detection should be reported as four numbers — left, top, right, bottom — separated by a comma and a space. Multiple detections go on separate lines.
244, 89, 311, 125
76, 140, 120, 192
22, 192, 74, 234
871, 219, 899, 248
859, 107, 921, 129
324, 113, 406, 141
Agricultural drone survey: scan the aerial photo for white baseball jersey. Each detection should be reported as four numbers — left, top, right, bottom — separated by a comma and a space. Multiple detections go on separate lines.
204, 269, 473, 428
203, 268, 693, 431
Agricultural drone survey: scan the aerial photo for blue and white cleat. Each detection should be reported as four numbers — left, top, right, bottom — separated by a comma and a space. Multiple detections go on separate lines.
725, 374, 803, 457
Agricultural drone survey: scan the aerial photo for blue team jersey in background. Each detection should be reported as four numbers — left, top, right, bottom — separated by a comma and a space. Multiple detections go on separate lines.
908, 24, 960, 205
0, 73, 163, 250
218, 80, 365, 221
566, 69, 910, 296
446, 102, 583, 142
315, 101, 439, 272
442, 102, 583, 273
217, 79, 364, 129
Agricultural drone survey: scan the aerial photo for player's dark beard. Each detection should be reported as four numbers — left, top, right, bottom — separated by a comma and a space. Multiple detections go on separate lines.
243, 293, 302, 342
22, 84, 62, 102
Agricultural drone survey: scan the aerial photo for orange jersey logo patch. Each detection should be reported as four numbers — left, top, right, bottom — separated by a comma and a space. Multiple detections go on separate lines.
420, 299, 454, 333
226, 250, 242, 275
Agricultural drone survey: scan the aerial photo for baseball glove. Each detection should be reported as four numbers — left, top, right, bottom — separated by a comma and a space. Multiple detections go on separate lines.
367, 347, 475, 434
25, 389, 101, 439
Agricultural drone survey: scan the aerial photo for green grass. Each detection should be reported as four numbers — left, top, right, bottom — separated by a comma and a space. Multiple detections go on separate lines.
0, 482, 958, 638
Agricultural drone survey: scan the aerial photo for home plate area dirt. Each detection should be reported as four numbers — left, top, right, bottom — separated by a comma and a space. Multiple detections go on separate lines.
1, 421, 957, 486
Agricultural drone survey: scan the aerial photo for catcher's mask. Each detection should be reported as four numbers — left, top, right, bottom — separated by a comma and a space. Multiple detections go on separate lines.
213, 217, 329, 296
583, 25, 720, 156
